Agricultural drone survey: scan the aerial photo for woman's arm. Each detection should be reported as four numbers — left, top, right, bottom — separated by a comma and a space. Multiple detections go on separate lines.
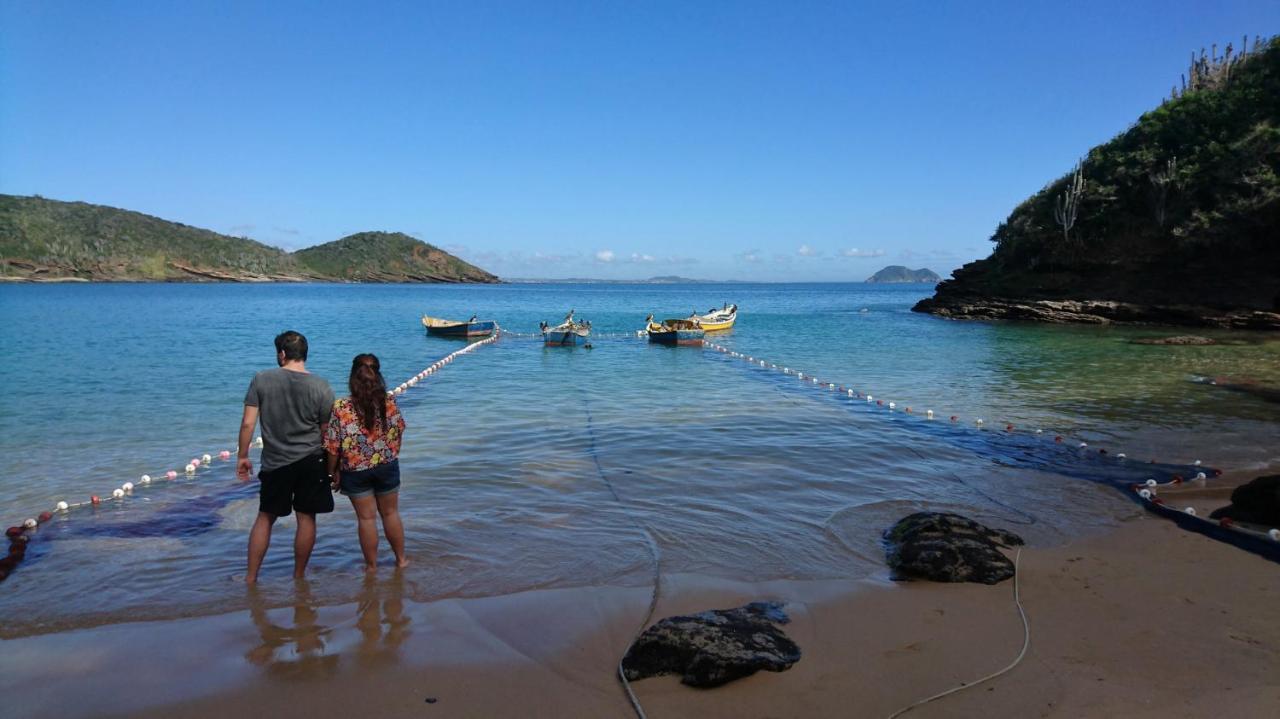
322, 402, 341, 490
326, 450, 340, 491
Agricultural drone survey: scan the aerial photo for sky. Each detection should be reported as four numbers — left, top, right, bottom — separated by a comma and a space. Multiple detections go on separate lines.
2, 1, 1277, 281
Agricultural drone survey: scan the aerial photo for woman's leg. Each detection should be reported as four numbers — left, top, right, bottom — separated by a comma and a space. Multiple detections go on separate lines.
374, 492, 408, 567
348, 494, 379, 570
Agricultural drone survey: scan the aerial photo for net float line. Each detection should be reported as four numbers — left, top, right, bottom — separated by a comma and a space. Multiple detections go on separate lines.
388, 329, 500, 397
701, 342, 1280, 561
701, 341, 1221, 472
4, 331, 505, 582
2, 441, 255, 583
500, 329, 642, 339
1132, 484, 1280, 560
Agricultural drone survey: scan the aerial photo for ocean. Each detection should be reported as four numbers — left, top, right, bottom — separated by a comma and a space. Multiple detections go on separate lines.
1, 282, 1276, 636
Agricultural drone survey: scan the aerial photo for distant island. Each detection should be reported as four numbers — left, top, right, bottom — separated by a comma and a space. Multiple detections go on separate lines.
0, 195, 499, 283
866, 266, 941, 284
914, 36, 1280, 330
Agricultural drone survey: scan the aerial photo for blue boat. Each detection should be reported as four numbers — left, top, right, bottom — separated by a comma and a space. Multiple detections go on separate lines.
541, 310, 591, 346
645, 315, 704, 346
422, 314, 497, 338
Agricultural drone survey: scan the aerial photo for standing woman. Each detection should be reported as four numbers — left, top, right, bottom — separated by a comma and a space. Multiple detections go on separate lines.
324, 354, 409, 570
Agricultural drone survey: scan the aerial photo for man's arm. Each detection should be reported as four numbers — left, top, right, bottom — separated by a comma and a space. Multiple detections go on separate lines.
237, 405, 259, 480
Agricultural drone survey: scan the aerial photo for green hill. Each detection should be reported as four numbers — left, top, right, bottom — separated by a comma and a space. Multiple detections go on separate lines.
0, 195, 498, 283
0, 194, 303, 280
867, 266, 941, 283
916, 36, 1280, 329
294, 231, 497, 283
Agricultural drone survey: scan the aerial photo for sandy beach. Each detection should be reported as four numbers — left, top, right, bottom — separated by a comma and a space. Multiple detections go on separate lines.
3, 469, 1276, 719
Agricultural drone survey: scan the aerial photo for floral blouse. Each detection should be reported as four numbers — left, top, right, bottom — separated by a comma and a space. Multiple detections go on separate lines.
323, 396, 406, 472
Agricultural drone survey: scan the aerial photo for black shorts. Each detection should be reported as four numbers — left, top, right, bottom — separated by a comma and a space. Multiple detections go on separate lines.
258, 453, 334, 517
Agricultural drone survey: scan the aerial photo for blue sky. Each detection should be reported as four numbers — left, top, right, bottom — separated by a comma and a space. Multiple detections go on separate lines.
2, 1, 1277, 280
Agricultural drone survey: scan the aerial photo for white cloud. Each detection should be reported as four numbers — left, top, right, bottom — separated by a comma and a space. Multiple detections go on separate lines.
532, 251, 578, 264
594, 250, 616, 263
629, 252, 656, 263
840, 248, 886, 258
737, 250, 762, 263
797, 244, 819, 257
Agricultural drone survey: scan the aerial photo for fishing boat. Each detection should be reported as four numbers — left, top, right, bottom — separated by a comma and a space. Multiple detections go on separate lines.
421, 314, 497, 338
645, 314, 705, 346
692, 303, 737, 331
541, 310, 592, 346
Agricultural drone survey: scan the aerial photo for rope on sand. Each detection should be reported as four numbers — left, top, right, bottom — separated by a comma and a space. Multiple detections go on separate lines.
884, 548, 1029, 719
578, 388, 661, 719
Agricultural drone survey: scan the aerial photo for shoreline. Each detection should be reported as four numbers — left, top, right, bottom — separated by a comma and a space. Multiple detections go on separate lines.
2, 471, 1276, 718
913, 295, 1280, 331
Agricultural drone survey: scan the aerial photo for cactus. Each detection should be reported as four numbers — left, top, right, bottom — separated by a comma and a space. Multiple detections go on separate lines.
1148, 157, 1180, 228
1172, 35, 1270, 100
1054, 163, 1084, 244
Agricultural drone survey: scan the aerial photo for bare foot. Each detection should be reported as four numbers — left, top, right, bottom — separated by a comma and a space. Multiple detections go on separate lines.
395, 557, 410, 569
364, 563, 378, 573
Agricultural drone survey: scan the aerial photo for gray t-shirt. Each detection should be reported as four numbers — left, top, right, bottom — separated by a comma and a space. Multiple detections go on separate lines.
244, 368, 336, 471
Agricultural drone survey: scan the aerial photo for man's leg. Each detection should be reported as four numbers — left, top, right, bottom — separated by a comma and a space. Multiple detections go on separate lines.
294, 511, 317, 578
246, 512, 277, 583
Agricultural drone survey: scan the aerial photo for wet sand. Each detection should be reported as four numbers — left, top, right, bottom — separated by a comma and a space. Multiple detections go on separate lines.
3, 475, 1278, 719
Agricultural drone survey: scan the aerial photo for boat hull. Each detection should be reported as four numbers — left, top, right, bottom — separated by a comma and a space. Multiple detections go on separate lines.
544, 331, 588, 346
698, 318, 735, 332
648, 329, 704, 346
422, 316, 496, 337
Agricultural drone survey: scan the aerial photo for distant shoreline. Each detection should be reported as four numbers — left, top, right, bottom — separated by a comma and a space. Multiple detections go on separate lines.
0, 277, 936, 286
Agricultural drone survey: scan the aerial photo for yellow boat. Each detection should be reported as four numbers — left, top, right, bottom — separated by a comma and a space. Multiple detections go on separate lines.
691, 303, 737, 331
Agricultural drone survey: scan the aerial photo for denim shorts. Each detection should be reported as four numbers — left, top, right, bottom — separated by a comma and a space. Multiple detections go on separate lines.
339, 459, 401, 498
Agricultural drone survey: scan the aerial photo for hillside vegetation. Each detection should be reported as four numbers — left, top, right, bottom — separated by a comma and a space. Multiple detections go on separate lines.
917, 36, 1280, 327
294, 231, 497, 283
0, 195, 301, 280
0, 195, 498, 283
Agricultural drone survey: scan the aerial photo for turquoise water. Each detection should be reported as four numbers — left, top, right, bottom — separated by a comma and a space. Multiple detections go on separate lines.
1, 282, 1277, 636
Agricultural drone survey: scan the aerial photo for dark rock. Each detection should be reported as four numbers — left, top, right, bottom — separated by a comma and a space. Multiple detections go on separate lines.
1130, 335, 1217, 345
884, 512, 1024, 584
621, 601, 801, 688
1191, 376, 1280, 404
914, 296, 1280, 331
1209, 475, 1280, 526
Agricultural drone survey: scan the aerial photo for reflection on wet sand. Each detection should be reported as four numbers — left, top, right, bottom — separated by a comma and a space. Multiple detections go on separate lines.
354, 573, 412, 667
245, 575, 411, 677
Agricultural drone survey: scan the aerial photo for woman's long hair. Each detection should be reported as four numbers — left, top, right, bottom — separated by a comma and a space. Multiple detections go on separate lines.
349, 353, 388, 433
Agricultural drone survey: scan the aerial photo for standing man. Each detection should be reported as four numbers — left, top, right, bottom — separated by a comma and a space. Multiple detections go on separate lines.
237, 330, 336, 583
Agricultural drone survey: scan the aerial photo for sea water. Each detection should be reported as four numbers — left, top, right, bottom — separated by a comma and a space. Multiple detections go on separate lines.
0, 282, 1276, 636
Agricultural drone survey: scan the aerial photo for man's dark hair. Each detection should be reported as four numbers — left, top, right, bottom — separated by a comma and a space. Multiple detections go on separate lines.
274, 331, 308, 361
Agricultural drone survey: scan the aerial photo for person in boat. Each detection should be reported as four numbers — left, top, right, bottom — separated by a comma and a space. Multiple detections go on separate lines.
324, 353, 409, 570
237, 330, 336, 583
